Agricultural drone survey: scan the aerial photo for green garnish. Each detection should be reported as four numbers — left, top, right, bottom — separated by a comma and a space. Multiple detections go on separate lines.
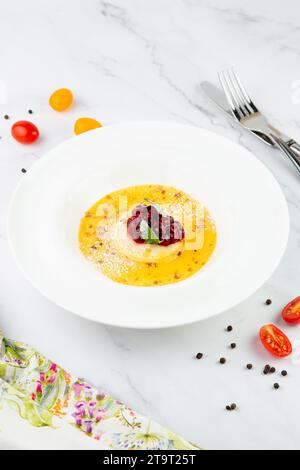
139, 219, 161, 244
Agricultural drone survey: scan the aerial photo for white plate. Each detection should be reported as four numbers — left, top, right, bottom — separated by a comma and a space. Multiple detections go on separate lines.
7, 122, 289, 329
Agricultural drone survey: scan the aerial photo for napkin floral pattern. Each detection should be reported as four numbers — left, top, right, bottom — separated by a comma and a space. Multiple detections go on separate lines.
0, 333, 198, 450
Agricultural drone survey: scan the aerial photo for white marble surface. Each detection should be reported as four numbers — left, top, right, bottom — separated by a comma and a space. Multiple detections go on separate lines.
0, 0, 300, 450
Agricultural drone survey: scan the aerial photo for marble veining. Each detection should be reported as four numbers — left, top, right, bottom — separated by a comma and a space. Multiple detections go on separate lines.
0, 0, 299, 450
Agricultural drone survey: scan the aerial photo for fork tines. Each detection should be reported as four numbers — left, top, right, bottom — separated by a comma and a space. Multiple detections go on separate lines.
218, 68, 258, 119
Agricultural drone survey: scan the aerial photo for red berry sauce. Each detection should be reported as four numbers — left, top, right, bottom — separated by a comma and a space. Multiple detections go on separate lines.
127, 204, 184, 246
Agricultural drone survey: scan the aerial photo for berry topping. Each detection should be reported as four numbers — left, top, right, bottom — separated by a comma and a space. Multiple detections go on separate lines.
127, 203, 184, 246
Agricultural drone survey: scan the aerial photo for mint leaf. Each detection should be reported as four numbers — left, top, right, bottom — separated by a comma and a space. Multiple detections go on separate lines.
139, 219, 161, 244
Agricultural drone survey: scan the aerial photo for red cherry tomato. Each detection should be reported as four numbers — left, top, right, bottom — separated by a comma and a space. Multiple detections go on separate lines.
259, 324, 292, 357
11, 121, 39, 144
282, 297, 300, 324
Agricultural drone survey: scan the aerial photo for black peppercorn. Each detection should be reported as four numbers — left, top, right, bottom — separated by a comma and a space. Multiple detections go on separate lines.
274, 383, 280, 390
281, 370, 287, 377
266, 299, 272, 305
246, 364, 253, 370
226, 325, 233, 332
220, 357, 226, 364
196, 353, 203, 360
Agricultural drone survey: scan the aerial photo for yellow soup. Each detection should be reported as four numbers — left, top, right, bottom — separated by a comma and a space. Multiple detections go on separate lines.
79, 185, 217, 287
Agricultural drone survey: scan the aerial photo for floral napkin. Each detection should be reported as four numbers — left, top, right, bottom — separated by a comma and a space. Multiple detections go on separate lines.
0, 332, 199, 450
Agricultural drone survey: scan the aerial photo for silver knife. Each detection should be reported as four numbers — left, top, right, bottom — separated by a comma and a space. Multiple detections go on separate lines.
201, 81, 299, 151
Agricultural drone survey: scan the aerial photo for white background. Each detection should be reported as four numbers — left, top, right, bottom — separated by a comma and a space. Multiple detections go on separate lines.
0, 0, 299, 450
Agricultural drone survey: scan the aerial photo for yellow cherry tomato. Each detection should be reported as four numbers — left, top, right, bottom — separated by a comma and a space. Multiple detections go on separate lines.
74, 117, 102, 135
49, 88, 73, 112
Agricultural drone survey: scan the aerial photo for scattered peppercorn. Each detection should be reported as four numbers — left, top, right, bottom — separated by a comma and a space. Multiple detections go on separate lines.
196, 353, 203, 360
226, 325, 233, 332
230, 343, 236, 349
226, 403, 237, 411
266, 299, 272, 305
263, 365, 271, 375
270, 367, 276, 374
21, 168, 27, 173
4, 115, 9, 120
220, 357, 226, 364
281, 370, 288, 377
28, 109, 33, 114
246, 364, 253, 370
274, 383, 280, 390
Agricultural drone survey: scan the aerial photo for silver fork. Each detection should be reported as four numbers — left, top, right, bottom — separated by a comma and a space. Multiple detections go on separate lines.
218, 68, 300, 173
